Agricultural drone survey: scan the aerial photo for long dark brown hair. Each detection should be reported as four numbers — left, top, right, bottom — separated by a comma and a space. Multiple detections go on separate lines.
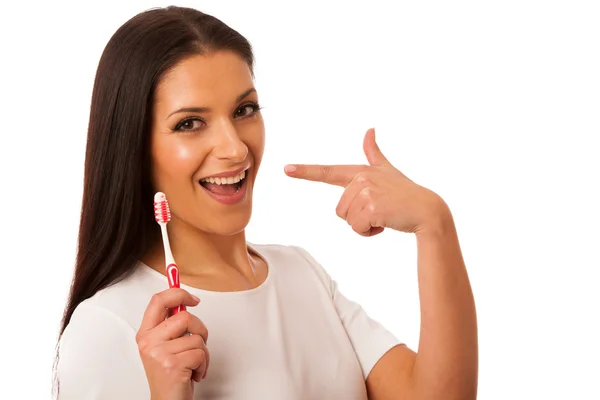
54, 5, 254, 394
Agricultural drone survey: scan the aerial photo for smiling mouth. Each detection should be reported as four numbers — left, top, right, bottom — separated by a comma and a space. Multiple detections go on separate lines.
199, 169, 247, 195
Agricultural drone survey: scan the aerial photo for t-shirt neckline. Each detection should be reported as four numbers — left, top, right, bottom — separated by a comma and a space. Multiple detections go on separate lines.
137, 242, 272, 297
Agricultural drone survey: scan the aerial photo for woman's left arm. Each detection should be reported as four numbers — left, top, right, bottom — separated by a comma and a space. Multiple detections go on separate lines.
366, 207, 478, 400
285, 128, 478, 400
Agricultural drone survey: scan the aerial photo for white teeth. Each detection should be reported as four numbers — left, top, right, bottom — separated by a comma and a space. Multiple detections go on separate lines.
201, 170, 246, 185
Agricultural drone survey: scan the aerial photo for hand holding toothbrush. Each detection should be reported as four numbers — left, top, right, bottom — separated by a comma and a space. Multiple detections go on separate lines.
136, 288, 210, 400
136, 192, 210, 398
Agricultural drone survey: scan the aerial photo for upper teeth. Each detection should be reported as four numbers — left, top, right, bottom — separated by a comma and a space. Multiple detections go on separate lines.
201, 170, 246, 185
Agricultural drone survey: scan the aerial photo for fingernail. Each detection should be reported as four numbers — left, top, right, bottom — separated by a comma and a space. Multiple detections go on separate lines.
191, 295, 200, 302
284, 165, 296, 173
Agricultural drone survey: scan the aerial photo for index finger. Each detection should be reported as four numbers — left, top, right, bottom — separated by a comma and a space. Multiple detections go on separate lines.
156, 311, 209, 343
284, 164, 366, 187
139, 288, 200, 332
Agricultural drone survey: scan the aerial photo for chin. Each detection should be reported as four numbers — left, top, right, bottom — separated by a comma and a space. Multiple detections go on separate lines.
203, 211, 252, 236
194, 194, 254, 236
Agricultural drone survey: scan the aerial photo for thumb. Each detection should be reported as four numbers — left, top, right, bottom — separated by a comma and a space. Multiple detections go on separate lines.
363, 128, 389, 166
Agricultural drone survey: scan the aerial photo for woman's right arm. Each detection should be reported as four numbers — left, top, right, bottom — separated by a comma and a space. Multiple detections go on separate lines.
57, 288, 208, 400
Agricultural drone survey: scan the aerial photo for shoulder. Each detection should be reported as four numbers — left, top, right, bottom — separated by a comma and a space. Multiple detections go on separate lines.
249, 242, 325, 271
59, 301, 136, 362
58, 263, 158, 371
75, 263, 162, 330
250, 242, 335, 296
249, 242, 309, 260
57, 304, 142, 398
58, 273, 146, 364
57, 269, 152, 398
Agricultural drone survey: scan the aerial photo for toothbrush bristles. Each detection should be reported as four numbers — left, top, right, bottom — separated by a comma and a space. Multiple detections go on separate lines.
153, 192, 171, 223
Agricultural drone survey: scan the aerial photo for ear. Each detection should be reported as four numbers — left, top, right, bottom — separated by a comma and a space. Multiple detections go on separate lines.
363, 128, 390, 166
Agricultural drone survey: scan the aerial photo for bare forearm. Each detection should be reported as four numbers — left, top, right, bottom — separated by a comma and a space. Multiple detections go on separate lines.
411, 203, 478, 399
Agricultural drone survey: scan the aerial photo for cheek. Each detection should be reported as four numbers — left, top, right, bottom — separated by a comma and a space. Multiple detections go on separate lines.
175, 143, 194, 160
248, 125, 266, 163
153, 138, 204, 181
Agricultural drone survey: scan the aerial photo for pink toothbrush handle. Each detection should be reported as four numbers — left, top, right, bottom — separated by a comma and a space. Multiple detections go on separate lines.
167, 263, 186, 314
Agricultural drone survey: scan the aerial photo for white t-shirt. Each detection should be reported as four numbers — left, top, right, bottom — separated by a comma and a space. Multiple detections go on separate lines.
57, 244, 401, 399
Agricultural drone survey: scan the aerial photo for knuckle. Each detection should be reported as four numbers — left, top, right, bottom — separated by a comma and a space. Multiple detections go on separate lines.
189, 314, 208, 336
320, 165, 331, 177
355, 172, 369, 185
161, 317, 173, 331
359, 187, 372, 199
176, 372, 191, 384
161, 356, 176, 373
204, 348, 211, 368
148, 346, 161, 360
149, 293, 161, 306
192, 334, 205, 348
170, 310, 186, 324
171, 288, 185, 300
171, 316, 186, 331
194, 349, 207, 365
136, 336, 151, 352
181, 310, 192, 324
354, 226, 370, 237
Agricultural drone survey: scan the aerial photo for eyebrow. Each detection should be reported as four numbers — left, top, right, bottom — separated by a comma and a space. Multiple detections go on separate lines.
166, 88, 257, 119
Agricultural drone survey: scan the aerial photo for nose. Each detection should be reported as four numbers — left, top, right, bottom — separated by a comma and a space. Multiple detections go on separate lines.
210, 118, 248, 162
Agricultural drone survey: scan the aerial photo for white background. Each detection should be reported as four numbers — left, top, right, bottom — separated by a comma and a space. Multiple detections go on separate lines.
1, 0, 599, 399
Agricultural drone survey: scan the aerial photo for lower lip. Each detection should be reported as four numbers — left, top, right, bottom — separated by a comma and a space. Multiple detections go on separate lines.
200, 174, 249, 205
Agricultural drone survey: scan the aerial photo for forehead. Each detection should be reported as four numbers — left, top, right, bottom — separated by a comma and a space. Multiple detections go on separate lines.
154, 51, 254, 108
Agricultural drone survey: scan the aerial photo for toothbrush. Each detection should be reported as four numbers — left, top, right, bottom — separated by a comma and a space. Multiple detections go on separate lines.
154, 192, 185, 314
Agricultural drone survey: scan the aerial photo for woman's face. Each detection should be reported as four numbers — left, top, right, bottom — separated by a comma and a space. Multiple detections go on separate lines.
150, 51, 265, 236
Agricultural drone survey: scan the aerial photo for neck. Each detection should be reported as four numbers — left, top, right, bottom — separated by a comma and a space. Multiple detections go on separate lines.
143, 217, 253, 279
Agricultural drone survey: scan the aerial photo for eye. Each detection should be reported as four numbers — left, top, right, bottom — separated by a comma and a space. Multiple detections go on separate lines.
173, 117, 205, 132
234, 103, 262, 119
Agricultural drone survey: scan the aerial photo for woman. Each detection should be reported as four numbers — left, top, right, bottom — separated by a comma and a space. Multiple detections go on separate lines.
56, 6, 478, 400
